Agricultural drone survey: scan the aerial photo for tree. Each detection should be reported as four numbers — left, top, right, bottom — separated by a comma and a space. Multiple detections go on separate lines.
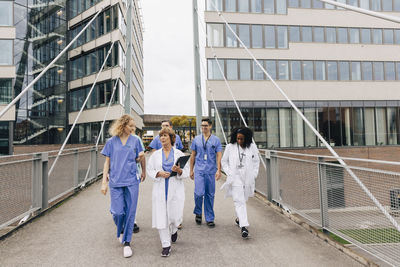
170, 116, 196, 127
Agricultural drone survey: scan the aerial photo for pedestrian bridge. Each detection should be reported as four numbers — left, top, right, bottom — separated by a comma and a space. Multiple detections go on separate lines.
1, 150, 399, 266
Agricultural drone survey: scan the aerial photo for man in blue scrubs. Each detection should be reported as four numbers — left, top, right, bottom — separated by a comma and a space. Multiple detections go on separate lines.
149, 120, 183, 151
190, 118, 222, 227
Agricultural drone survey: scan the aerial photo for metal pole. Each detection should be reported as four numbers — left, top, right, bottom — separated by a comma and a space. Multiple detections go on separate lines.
318, 157, 330, 230
41, 153, 48, 210
193, 0, 202, 134
125, 1, 133, 114
265, 150, 272, 202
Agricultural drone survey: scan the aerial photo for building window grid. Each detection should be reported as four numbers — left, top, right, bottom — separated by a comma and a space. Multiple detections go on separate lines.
208, 58, 400, 81
208, 23, 400, 48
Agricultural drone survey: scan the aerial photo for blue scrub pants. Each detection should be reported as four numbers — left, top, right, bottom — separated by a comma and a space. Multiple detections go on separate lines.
110, 184, 139, 243
193, 172, 215, 222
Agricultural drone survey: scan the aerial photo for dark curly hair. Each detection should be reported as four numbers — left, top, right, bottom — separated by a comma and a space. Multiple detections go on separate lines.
230, 127, 253, 148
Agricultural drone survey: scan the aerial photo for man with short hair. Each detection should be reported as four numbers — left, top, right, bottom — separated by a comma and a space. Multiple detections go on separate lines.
190, 118, 222, 227
149, 120, 184, 151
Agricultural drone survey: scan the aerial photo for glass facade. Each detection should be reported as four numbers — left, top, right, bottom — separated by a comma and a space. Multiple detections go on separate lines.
70, 120, 112, 144
0, 79, 12, 104
212, 101, 400, 149
0, 122, 10, 155
0, 1, 13, 26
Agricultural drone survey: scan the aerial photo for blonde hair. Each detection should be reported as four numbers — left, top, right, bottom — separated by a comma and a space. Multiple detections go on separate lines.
109, 115, 135, 136
159, 127, 176, 146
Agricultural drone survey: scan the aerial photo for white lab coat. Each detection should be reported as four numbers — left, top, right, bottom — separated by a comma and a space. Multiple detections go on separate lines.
221, 143, 260, 201
147, 148, 189, 230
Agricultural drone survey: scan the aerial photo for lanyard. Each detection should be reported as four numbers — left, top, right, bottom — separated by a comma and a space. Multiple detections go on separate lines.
237, 144, 245, 167
202, 135, 211, 151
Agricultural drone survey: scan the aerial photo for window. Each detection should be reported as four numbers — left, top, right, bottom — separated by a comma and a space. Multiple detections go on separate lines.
226, 59, 238, 80
383, 0, 393, 11
362, 62, 372, 80
373, 62, 384, 80
395, 30, 400, 44
339, 62, 350, 80
238, 0, 249, 12
207, 0, 222, 11
395, 0, 400, 11
361, 29, 371, 44
302, 27, 312, 42
207, 24, 224, 47
0, 79, 12, 104
360, 0, 370, 9
276, 0, 287, 14
337, 28, 348, 43
105, 8, 111, 33
289, 0, 299, 8
289, 26, 300, 42
383, 29, 394, 44
313, 0, 323, 8
0, 40, 12, 65
303, 61, 314, 80
239, 25, 250, 47
349, 28, 360, 43
252, 25, 263, 48
264, 0, 275, 13
301, 0, 311, 8
0, 1, 12, 26
351, 62, 361, 80
385, 62, 395, 80
251, 0, 262, 12
265, 26, 275, 48
326, 27, 336, 43
226, 24, 237, 47
240, 60, 251, 80
225, 0, 236, 11
314, 27, 324, 43
278, 61, 289, 80
373, 29, 383, 44
371, 0, 381, 10
315, 61, 326, 80
277, 26, 288, 48
291, 61, 301, 80
208, 59, 224, 80
266, 60, 276, 79
327, 61, 338, 80
253, 61, 264, 80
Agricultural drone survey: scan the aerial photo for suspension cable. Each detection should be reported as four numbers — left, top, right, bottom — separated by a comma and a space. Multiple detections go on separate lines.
206, 0, 400, 232
48, 41, 116, 177
0, 8, 104, 120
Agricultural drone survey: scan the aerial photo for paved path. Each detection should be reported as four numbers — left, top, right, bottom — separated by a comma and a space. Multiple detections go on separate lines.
0, 173, 363, 266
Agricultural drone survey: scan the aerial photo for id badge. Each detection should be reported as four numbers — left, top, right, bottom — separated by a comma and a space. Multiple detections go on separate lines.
204, 154, 208, 161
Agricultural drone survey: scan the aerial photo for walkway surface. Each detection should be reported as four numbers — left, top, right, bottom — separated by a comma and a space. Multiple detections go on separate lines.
0, 171, 363, 266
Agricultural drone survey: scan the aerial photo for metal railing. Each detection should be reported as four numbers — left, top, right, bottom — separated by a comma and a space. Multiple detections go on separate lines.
256, 149, 400, 267
0, 146, 104, 232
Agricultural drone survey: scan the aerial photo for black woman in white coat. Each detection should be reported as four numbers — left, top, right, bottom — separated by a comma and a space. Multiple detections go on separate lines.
221, 127, 260, 239
147, 127, 189, 257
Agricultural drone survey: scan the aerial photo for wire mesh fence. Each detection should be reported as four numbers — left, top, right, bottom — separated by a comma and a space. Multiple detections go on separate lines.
255, 150, 400, 267
0, 146, 103, 232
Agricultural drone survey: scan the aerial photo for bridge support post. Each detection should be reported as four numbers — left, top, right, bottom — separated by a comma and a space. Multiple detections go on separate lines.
269, 151, 279, 201
32, 152, 48, 210
318, 157, 330, 230
265, 150, 272, 202
90, 146, 98, 180
73, 149, 79, 187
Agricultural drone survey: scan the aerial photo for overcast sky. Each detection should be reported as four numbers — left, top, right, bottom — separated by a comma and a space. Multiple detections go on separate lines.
142, 0, 207, 116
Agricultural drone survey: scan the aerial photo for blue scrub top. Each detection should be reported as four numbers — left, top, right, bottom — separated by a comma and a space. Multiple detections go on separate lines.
190, 134, 222, 174
101, 135, 143, 187
162, 148, 175, 201
149, 134, 183, 150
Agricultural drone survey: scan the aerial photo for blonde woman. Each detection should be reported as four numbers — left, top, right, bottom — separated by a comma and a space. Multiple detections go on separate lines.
100, 115, 144, 258
147, 127, 189, 257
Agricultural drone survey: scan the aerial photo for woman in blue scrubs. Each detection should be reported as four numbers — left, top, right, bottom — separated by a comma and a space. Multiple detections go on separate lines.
100, 115, 143, 258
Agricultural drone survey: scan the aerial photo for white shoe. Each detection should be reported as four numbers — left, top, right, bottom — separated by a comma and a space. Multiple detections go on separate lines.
118, 235, 123, 244
123, 246, 132, 258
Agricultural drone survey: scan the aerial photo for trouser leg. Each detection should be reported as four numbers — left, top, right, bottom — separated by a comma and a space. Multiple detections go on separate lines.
204, 173, 215, 222
232, 185, 249, 227
121, 184, 139, 243
158, 227, 171, 248
193, 173, 205, 215
110, 187, 125, 239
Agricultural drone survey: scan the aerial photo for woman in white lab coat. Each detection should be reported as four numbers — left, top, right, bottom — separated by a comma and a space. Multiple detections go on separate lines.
147, 127, 189, 257
221, 127, 260, 239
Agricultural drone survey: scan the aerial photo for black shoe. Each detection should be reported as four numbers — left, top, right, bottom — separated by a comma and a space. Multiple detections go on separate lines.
241, 227, 249, 238
161, 246, 171, 257
195, 214, 202, 225
235, 218, 239, 227
133, 223, 140, 233
171, 231, 178, 243
206, 221, 215, 228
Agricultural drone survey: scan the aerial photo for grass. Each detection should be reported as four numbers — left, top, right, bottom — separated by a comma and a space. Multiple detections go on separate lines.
319, 230, 351, 245
339, 228, 400, 244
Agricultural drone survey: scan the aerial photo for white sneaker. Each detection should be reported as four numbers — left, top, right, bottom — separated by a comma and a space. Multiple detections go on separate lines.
118, 235, 123, 244
123, 246, 132, 258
